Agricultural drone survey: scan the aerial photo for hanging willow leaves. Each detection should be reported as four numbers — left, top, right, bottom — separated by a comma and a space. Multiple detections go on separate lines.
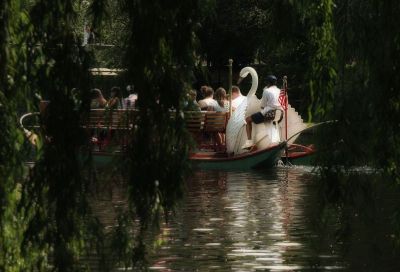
304, 0, 400, 175
18, 0, 95, 270
117, 0, 200, 267
0, 0, 37, 270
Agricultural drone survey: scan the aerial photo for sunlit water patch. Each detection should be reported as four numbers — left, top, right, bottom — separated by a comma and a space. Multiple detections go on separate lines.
87, 167, 400, 271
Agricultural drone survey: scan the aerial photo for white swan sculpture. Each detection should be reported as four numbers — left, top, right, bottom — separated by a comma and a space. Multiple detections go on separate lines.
226, 67, 281, 155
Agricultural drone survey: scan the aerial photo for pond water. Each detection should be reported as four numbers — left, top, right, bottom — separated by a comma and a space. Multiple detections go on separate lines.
90, 166, 400, 271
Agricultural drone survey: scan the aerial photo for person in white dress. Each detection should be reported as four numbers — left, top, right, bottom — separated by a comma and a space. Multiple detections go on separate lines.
231, 85, 246, 111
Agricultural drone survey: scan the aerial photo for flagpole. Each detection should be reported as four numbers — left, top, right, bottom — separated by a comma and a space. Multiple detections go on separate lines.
283, 76, 288, 141
282, 76, 289, 164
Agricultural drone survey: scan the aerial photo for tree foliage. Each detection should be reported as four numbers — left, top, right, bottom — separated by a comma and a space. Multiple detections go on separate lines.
308, 0, 400, 177
0, 0, 37, 270
198, 0, 270, 66
1, 0, 400, 271
116, 0, 200, 267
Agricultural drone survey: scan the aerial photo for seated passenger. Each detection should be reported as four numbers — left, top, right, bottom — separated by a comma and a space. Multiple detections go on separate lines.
197, 85, 208, 101
123, 85, 138, 109
198, 86, 219, 111
89, 89, 107, 147
214, 87, 229, 112
107, 86, 123, 109
184, 89, 201, 111
90, 88, 107, 109
213, 87, 229, 151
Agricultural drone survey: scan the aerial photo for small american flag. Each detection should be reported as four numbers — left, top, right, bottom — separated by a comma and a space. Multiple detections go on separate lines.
278, 89, 287, 110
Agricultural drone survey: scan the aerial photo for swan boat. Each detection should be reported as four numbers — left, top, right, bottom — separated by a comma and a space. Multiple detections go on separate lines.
221, 66, 315, 167
19, 109, 286, 170
178, 66, 314, 169
20, 67, 314, 169
86, 106, 286, 170
182, 66, 288, 169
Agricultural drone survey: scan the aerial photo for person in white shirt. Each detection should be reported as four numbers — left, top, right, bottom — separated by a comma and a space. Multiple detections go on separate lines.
242, 75, 281, 149
82, 25, 95, 46
198, 86, 219, 110
231, 85, 245, 111
123, 85, 138, 109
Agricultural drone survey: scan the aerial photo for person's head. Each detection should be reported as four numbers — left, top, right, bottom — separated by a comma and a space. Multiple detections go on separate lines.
91, 88, 103, 99
266, 75, 277, 87
200, 85, 208, 97
204, 86, 214, 98
215, 87, 227, 107
200, 85, 208, 98
126, 84, 135, 94
231, 85, 241, 99
215, 87, 227, 100
188, 89, 197, 101
110, 86, 121, 98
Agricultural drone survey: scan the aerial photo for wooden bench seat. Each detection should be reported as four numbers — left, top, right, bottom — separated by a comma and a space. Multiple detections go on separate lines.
204, 111, 227, 133
82, 109, 137, 150
83, 109, 138, 129
185, 111, 206, 133
185, 111, 228, 151
82, 109, 228, 151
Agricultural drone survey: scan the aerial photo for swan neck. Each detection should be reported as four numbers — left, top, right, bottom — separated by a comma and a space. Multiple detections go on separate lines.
249, 69, 258, 96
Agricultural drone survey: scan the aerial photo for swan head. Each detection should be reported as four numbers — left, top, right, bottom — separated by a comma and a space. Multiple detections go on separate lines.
237, 67, 257, 84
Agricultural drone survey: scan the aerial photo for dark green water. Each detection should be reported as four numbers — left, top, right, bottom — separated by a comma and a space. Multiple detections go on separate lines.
90, 166, 400, 271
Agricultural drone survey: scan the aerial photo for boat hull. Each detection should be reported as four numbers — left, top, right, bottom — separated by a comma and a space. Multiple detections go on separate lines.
189, 142, 286, 170
281, 144, 316, 166
91, 142, 286, 170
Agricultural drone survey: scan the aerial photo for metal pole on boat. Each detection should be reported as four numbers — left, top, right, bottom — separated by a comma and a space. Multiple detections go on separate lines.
228, 59, 233, 117
283, 76, 289, 163
283, 76, 288, 141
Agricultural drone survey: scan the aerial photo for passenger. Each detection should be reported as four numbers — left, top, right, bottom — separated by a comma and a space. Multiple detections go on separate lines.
184, 89, 201, 111
214, 87, 229, 112
107, 86, 123, 109
213, 87, 229, 151
242, 75, 281, 149
89, 88, 107, 146
231, 85, 245, 111
90, 88, 107, 109
197, 85, 208, 101
198, 86, 219, 111
123, 85, 138, 109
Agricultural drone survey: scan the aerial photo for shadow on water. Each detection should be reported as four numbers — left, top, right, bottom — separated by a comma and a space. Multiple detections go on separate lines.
87, 166, 400, 271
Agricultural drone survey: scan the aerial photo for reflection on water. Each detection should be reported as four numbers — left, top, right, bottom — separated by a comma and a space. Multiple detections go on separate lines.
89, 166, 400, 271
146, 167, 345, 271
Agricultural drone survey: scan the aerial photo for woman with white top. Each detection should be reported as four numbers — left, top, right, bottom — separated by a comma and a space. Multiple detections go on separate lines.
214, 87, 230, 112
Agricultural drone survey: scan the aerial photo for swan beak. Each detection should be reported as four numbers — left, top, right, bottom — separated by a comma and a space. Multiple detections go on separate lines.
237, 77, 244, 84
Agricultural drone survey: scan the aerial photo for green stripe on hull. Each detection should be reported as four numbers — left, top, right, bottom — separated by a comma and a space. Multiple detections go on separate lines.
192, 143, 285, 170
92, 143, 285, 170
